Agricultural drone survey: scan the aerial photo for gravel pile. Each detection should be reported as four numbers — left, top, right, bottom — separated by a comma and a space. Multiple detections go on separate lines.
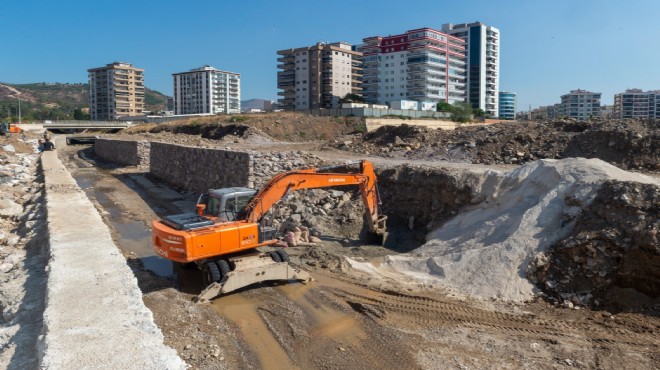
0, 139, 48, 369
529, 180, 659, 311
337, 118, 659, 172
357, 158, 658, 304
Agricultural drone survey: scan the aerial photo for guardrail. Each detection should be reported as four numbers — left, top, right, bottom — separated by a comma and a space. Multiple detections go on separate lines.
43, 121, 132, 129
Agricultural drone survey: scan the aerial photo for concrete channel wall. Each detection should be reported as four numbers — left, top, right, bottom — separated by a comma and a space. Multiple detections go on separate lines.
40, 150, 186, 369
95, 138, 150, 167
149, 142, 253, 192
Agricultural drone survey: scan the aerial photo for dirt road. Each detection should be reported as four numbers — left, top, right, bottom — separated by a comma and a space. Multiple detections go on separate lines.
60, 142, 659, 370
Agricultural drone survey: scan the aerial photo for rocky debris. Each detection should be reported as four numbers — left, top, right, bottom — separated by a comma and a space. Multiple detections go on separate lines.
123, 112, 364, 143
369, 158, 658, 303
529, 180, 659, 312
335, 119, 659, 171
250, 151, 324, 188
0, 136, 47, 369
298, 246, 346, 271
249, 152, 372, 242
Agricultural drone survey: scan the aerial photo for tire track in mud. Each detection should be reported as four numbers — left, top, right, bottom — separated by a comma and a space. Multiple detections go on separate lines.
247, 285, 422, 370
323, 284, 659, 351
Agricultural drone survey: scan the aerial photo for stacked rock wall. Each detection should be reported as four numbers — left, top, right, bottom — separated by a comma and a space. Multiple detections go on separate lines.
95, 139, 149, 167
149, 142, 252, 193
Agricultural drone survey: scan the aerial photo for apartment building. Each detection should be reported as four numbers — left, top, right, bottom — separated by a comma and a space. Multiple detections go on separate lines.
559, 90, 601, 119
613, 89, 660, 118
531, 104, 561, 120
88, 62, 144, 120
498, 91, 516, 119
442, 22, 500, 117
359, 27, 466, 106
277, 42, 362, 110
172, 65, 240, 115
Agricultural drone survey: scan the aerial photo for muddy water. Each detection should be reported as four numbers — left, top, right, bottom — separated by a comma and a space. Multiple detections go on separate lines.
210, 273, 372, 369
212, 293, 299, 370
68, 155, 173, 277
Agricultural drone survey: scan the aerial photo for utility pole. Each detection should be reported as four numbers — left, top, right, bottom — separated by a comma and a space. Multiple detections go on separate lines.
18, 96, 21, 124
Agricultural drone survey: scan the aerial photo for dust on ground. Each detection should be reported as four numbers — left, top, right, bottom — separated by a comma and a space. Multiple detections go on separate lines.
55, 114, 660, 370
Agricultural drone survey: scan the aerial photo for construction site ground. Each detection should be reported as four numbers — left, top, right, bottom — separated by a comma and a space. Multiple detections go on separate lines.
0, 114, 660, 369
47, 115, 660, 370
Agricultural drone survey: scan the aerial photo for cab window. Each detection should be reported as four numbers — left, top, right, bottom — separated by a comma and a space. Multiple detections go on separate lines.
206, 197, 221, 216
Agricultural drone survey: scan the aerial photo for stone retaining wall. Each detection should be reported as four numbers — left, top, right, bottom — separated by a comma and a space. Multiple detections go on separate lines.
149, 142, 252, 192
95, 138, 150, 167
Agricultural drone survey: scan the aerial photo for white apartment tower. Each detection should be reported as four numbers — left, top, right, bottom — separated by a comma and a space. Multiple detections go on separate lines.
613, 89, 660, 118
442, 22, 500, 117
173, 65, 240, 115
88, 62, 145, 120
360, 27, 467, 106
559, 90, 601, 119
277, 42, 362, 110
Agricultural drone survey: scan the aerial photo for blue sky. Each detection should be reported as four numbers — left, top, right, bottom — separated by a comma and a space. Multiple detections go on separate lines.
1, 0, 658, 110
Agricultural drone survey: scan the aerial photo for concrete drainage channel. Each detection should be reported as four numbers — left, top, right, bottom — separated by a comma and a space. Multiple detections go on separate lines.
39, 150, 186, 369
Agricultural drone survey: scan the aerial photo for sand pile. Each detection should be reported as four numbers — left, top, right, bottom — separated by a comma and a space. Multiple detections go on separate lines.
350, 158, 658, 302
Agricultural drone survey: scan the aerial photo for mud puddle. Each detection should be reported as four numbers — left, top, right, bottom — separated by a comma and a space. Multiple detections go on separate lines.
212, 292, 299, 370
208, 272, 374, 369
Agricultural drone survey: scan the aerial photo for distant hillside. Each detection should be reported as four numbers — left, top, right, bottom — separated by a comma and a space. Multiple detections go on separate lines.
0, 82, 170, 121
144, 88, 170, 113
241, 98, 274, 112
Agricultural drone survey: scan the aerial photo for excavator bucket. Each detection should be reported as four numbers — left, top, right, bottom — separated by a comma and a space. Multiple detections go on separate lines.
194, 253, 312, 304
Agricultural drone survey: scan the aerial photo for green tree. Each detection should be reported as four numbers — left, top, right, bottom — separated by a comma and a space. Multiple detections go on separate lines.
450, 102, 473, 123
473, 108, 485, 118
436, 102, 453, 112
339, 93, 365, 104
73, 108, 90, 120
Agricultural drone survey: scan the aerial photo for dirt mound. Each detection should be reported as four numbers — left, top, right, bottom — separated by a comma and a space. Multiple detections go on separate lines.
150, 122, 270, 142
126, 112, 365, 143
341, 119, 659, 171
529, 180, 659, 312
354, 158, 658, 304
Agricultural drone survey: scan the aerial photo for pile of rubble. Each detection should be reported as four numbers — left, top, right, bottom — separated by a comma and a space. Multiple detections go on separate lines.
529, 180, 659, 311
0, 138, 48, 369
250, 151, 370, 242
357, 158, 658, 307
336, 119, 659, 172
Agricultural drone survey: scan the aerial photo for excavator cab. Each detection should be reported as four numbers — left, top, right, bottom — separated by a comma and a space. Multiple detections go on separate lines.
197, 187, 257, 221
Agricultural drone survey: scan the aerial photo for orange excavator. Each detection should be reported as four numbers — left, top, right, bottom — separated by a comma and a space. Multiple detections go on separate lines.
152, 160, 387, 303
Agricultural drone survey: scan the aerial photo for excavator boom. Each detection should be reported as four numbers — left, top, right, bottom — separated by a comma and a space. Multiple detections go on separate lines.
242, 160, 386, 235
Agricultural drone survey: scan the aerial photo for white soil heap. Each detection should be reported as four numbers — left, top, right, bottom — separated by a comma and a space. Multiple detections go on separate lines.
350, 158, 659, 302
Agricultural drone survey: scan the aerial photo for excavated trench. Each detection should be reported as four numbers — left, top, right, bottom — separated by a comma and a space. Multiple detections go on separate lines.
57, 140, 660, 369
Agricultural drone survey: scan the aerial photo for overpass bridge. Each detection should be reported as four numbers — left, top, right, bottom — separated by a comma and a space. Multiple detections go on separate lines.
43, 121, 133, 130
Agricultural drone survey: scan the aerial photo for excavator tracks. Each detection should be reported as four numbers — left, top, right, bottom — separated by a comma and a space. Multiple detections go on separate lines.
322, 282, 659, 352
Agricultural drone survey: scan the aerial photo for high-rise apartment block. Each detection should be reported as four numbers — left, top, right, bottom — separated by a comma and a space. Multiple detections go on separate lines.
613, 89, 660, 118
172, 65, 240, 115
359, 27, 467, 106
88, 62, 144, 120
498, 91, 516, 119
559, 90, 601, 119
442, 22, 500, 117
277, 42, 362, 110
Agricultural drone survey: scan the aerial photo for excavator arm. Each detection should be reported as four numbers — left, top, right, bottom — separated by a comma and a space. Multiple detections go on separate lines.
241, 160, 387, 236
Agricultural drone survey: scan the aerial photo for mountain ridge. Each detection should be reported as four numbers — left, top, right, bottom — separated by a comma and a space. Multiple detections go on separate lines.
0, 82, 170, 121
